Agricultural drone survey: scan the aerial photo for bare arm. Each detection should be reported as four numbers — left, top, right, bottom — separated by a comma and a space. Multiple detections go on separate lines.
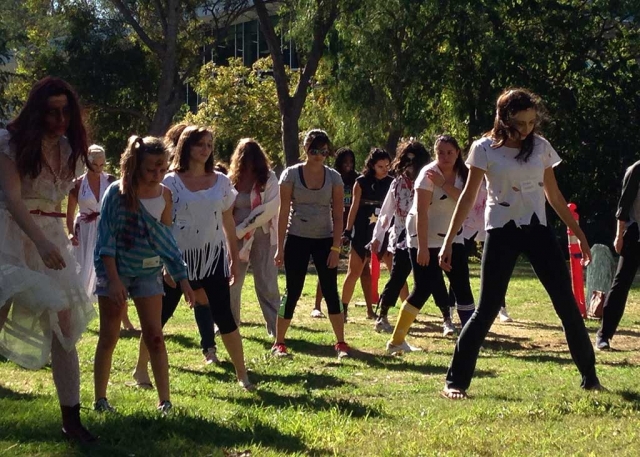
160, 185, 173, 227
67, 180, 80, 245
328, 183, 345, 268
276, 182, 293, 259
543, 167, 591, 264
345, 182, 361, 232
426, 169, 462, 201
415, 188, 432, 266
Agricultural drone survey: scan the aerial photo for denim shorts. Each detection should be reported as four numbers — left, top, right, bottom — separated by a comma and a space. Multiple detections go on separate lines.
95, 273, 164, 299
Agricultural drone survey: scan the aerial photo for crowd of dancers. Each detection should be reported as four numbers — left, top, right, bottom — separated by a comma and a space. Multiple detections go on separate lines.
7, 76, 640, 444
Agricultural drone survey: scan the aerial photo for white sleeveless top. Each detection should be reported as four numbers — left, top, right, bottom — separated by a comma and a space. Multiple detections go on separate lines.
140, 192, 166, 221
163, 171, 237, 280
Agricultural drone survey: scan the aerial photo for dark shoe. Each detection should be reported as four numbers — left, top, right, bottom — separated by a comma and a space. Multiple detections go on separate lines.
61, 404, 98, 444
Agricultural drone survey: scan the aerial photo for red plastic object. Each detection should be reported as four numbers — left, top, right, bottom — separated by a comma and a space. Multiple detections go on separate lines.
370, 252, 380, 304
567, 203, 586, 317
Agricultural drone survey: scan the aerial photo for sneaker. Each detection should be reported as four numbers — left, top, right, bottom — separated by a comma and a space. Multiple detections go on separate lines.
498, 307, 513, 322
443, 319, 456, 337
310, 308, 325, 318
386, 340, 422, 355
595, 335, 610, 351
157, 400, 172, 415
238, 377, 257, 392
335, 342, 350, 359
374, 316, 393, 333
204, 347, 220, 365
94, 397, 115, 413
271, 342, 291, 357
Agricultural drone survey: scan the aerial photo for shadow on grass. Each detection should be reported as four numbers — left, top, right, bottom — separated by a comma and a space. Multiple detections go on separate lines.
175, 365, 237, 383
0, 411, 315, 456
0, 385, 44, 401
86, 327, 144, 340
619, 389, 640, 406
164, 333, 200, 350
500, 352, 576, 365
252, 371, 348, 389
230, 389, 384, 420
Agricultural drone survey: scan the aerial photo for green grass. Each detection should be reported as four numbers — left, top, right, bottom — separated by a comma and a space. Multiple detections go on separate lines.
2, 262, 640, 456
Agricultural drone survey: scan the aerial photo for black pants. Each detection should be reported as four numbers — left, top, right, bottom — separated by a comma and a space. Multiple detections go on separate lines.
281, 234, 342, 319
162, 263, 238, 353
406, 246, 470, 319
378, 248, 412, 316
598, 223, 640, 340
446, 221, 599, 390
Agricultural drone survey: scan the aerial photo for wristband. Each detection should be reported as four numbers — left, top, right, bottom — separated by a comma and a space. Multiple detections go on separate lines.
330, 246, 341, 253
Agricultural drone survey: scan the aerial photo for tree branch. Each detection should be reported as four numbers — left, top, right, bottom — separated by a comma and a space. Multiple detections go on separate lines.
153, 0, 168, 38
109, 0, 165, 57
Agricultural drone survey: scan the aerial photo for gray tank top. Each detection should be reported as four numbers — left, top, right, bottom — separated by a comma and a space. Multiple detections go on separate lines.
233, 191, 252, 225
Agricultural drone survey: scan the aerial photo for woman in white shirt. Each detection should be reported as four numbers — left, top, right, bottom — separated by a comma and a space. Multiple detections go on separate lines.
439, 88, 602, 399
386, 135, 475, 354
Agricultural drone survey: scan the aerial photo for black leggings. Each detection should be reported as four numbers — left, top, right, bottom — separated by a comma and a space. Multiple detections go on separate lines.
162, 263, 238, 352
446, 220, 599, 390
280, 234, 342, 319
406, 246, 472, 318
378, 248, 412, 316
599, 223, 640, 340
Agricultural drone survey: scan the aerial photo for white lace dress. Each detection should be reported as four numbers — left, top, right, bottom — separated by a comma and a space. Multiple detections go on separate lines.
0, 130, 96, 369
72, 172, 111, 300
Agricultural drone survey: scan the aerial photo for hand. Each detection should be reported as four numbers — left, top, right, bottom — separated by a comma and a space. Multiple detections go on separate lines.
439, 243, 453, 272
342, 229, 353, 245
614, 235, 623, 255
228, 260, 238, 286
180, 280, 196, 308
36, 238, 66, 270
108, 278, 128, 307
68, 233, 79, 246
274, 248, 284, 267
578, 236, 592, 267
327, 250, 339, 269
416, 246, 430, 266
426, 169, 445, 187
371, 239, 381, 255
163, 270, 177, 288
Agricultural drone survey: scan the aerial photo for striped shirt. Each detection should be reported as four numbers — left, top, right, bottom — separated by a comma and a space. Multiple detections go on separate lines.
94, 181, 188, 281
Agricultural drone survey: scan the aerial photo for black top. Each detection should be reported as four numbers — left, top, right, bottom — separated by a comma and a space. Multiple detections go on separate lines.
352, 174, 393, 245
616, 160, 640, 222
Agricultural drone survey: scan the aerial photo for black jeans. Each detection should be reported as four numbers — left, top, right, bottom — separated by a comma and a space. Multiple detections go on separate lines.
446, 221, 599, 390
162, 263, 237, 353
406, 246, 469, 319
378, 248, 412, 317
281, 234, 341, 319
598, 223, 640, 340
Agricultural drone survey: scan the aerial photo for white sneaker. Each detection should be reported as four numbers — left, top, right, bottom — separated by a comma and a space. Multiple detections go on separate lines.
204, 347, 220, 365
498, 307, 513, 323
386, 340, 422, 355
310, 308, 325, 318
443, 319, 456, 336
374, 316, 393, 333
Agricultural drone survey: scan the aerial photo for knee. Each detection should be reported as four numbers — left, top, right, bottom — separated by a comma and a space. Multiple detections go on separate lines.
97, 327, 119, 351
326, 299, 342, 315
142, 329, 165, 353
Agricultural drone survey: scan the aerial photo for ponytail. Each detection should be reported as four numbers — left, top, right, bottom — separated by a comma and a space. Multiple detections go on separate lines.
119, 135, 167, 211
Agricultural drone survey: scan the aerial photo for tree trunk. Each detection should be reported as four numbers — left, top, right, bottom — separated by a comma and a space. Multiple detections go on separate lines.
282, 108, 301, 166
385, 127, 403, 157
148, 86, 182, 136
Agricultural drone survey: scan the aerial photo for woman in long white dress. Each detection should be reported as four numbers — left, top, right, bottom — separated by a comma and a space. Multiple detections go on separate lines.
0, 76, 96, 442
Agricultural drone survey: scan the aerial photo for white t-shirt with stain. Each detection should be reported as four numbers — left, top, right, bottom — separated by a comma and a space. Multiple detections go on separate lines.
406, 160, 465, 249
466, 134, 561, 230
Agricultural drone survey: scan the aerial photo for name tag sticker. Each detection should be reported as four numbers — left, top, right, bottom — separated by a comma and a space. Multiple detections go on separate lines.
520, 180, 537, 193
142, 256, 161, 268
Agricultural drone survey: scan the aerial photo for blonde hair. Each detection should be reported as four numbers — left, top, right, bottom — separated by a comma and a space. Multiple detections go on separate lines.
119, 136, 167, 211
87, 144, 106, 163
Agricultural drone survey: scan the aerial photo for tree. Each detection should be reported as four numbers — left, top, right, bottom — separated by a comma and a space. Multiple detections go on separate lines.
108, 0, 252, 135
254, 0, 349, 166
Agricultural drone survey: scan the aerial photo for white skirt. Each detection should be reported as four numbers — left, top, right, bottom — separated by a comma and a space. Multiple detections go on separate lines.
73, 216, 99, 302
0, 209, 96, 369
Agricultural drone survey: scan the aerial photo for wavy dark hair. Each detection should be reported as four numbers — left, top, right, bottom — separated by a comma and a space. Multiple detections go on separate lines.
486, 88, 546, 162
229, 138, 271, 190
362, 147, 391, 176
170, 126, 214, 173
435, 134, 468, 184
392, 140, 430, 177
7, 76, 88, 179
164, 122, 189, 162
119, 136, 168, 211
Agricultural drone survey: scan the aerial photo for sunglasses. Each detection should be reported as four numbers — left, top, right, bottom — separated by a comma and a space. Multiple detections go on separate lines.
308, 148, 329, 157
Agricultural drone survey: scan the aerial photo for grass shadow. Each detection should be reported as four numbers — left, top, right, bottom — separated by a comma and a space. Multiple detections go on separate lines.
174, 365, 237, 383
164, 333, 200, 350
619, 389, 640, 406
230, 389, 384, 419
501, 352, 576, 365
0, 385, 44, 401
252, 371, 348, 389
0, 410, 314, 456
286, 338, 340, 358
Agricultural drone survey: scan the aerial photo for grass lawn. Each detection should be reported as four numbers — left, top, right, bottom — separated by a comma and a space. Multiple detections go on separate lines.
1, 261, 640, 456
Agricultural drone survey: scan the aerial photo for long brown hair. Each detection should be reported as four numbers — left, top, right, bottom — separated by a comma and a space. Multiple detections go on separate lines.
7, 76, 88, 179
119, 135, 167, 211
170, 126, 214, 173
486, 88, 546, 162
229, 138, 271, 190
392, 140, 429, 178
434, 134, 468, 184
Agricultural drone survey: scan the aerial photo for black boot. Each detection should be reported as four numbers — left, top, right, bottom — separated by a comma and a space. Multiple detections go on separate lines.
61, 404, 98, 444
